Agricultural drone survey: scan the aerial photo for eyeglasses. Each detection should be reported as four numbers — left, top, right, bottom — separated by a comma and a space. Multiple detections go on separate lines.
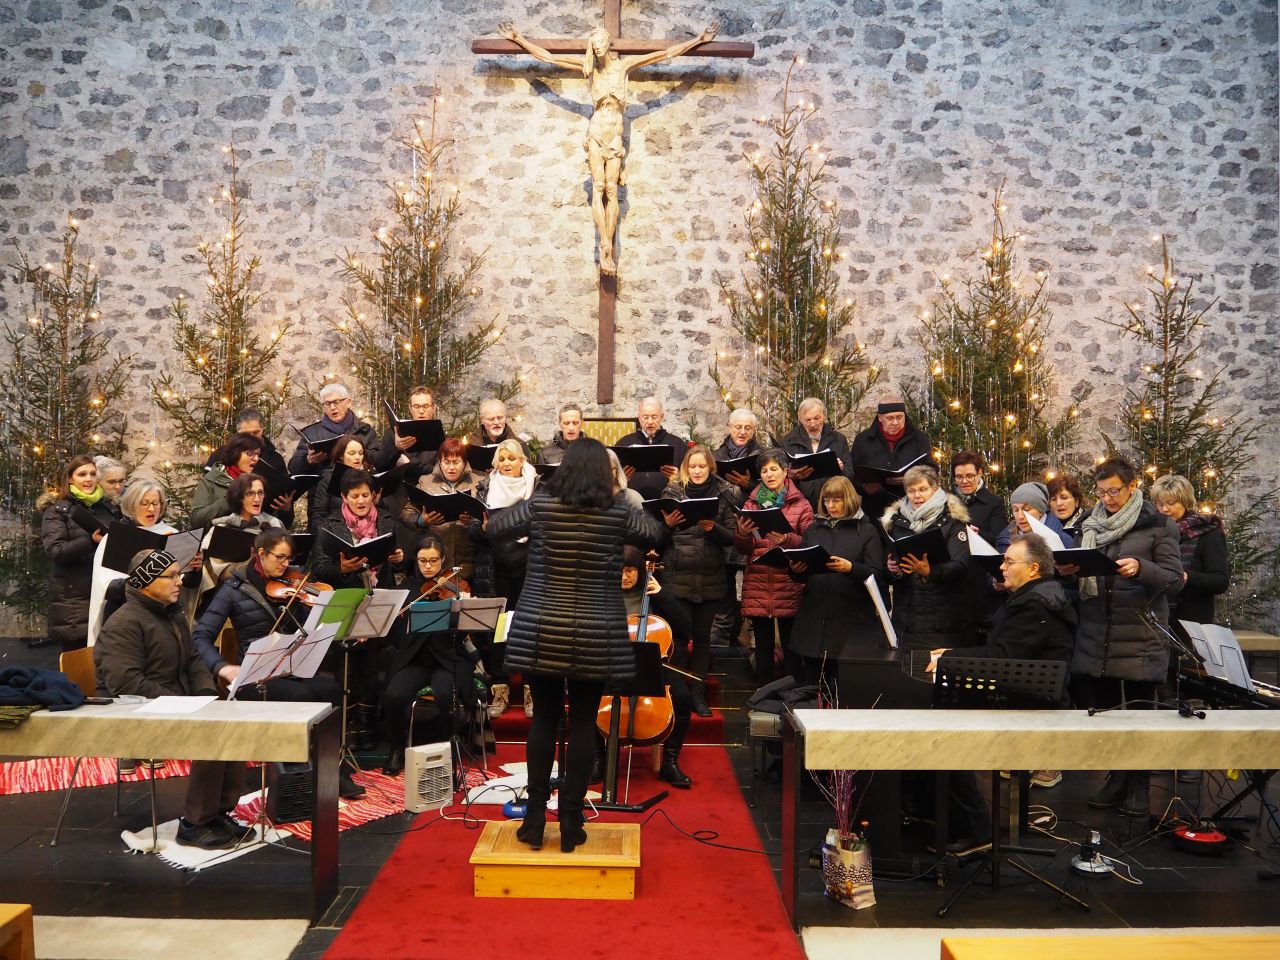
245, 490, 266, 498
409, 402, 435, 413
138, 499, 163, 509
154, 573, 184, 582
264, 551, 292, 562
1000, 558, 1031, 567
822, 496, 845, 502
321, 398, 349, 408
1095, 485, 1127, 499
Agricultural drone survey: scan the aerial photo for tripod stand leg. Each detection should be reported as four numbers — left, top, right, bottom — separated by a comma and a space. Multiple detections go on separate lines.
936, 855, 991, 919
1005, 857, 1089, 911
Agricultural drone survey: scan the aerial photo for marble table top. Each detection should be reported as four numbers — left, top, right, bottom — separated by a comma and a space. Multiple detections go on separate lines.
790, 708, 1280, 771
0, 700, 332, 764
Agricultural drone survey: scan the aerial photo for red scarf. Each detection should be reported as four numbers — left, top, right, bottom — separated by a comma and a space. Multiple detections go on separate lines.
227, 464, 244, 480
881, 424, 905, 451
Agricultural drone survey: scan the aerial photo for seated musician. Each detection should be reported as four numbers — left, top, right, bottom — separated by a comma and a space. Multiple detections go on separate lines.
402, 437, 479, 583
94, 549, 252, 850
537, 402, 584, 466
932, 532, 1076, 789
312, 468, 406, 752
619, 547, 695, 788
372, 385, 441, 478
191, 530, 364, 800
380, 536, 471, 776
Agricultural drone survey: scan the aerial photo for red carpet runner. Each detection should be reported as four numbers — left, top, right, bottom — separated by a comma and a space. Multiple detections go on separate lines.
324, 744, 805, 960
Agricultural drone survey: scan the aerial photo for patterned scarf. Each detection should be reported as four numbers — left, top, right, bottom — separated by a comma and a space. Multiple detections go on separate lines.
1078, 491, 1144, 598
754, 482, 786, 509
341, 500, 379, 542
1176, 512, 1224, 566
899, 487, 948, 532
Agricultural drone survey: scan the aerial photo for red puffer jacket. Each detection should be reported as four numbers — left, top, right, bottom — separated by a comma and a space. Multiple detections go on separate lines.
734, 479, 815, 618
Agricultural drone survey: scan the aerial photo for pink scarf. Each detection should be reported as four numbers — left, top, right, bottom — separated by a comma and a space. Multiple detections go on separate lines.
341, 501, 379, 541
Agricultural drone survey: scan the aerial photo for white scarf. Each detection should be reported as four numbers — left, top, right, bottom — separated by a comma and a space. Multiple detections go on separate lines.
486, 461, 536, 509
899, 487, 948, 533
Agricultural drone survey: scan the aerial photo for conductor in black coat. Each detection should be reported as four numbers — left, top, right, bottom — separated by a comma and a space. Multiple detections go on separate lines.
488, 438, 664, 853
787, 476, 886, 681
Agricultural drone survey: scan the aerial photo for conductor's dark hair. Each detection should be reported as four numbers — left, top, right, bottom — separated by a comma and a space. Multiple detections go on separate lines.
1007, 531, 1054, 578
226, 471, 265, 513
220, 431, 263, 468
550, 436, 615, 509
340, 468, 375, 496
1092, 456, 1138, 487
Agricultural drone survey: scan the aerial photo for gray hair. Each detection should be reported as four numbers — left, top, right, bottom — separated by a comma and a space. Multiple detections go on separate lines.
559, 402, 584, 420
479, 398, 506, 417
797, 397, 826, 417
637, 396, 663, 414
120, 480, 166, 522
93, 455, 125, 477
728, 408, 758, 427
319, 382, 350, 402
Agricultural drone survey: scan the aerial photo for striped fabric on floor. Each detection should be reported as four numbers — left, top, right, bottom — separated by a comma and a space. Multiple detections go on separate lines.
0, 755, 193, 795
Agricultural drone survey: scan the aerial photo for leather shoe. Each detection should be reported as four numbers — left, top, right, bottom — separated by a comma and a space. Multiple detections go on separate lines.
658, 750, 692, 788
1087, 771, 1128, 809
383, 747, 405, 777
216, 812, 256, 843
691, 689, 712, 718
516, 803, 546, 849
175, 817, 237, 850
339, 768, 366, 800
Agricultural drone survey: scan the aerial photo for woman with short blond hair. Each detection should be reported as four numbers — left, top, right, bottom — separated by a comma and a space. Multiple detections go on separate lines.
1151, 474, 1229, 626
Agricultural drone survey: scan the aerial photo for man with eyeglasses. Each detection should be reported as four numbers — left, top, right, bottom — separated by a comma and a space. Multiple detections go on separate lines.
95, 549, 252, 849
1066, 455, 1183, 818
287, 382, 381, 523
372, 385, 442, 476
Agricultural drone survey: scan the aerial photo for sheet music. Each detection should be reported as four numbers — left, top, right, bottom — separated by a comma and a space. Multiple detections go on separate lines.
966, 529, 1001, 556
348, 589, 410, 638
864, 574, 898, 649
166, 527, 204, 570
229, 632, 300, 699
133, 695, 216, 715
1025, 512, 1066, 552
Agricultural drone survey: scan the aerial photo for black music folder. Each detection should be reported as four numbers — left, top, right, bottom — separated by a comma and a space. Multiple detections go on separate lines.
71, 505, 110, 536
754, 543, 832, 572
642, 496, 721, 529
404, 487, 488, 522
714, 454, 761, 482
610, 444, 675, 473
318, 528, 397, 567
787, 449, 841, 480
292, 422, 343, 456
1053, 547, 1120, 577
464, 443, 500, 472
851, 452, 929, 485
206, 525, 258, 563
731, 503, 794, 535
383, 400, 445, 450
887, 526, 950, 566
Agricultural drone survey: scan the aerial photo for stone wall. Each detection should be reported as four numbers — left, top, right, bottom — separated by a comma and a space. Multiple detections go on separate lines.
1, 0, 1277, 482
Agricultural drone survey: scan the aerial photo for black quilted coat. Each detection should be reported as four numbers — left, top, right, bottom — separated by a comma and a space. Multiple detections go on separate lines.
41, 496, 121, 651
489, 489, 664, 683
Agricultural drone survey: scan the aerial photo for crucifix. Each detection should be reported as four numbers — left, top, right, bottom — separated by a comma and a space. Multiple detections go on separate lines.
472, 1, 754, 405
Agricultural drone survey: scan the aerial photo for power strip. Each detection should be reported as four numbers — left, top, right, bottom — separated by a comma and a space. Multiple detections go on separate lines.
1070, 853, 1116, 874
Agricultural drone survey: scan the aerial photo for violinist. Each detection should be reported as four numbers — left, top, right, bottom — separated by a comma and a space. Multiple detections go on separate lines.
380, 536, 471, 776
190, 530, 365, 800
619, 547, 695, 788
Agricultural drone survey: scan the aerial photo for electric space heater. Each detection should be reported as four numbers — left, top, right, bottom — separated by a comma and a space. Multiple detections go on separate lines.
404, 742, 454, 812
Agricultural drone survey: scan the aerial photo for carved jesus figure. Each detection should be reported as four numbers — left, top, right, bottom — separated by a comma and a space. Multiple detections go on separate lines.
498, 20, 719, 275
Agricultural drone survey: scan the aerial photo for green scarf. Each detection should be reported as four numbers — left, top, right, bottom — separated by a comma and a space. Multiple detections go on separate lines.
69, 484, 106, 508
754, 483, 785, 509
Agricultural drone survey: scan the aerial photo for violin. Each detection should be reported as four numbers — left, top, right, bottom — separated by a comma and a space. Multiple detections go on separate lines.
265, 568, 334, 606
596, 560, 676, 747
419, 568, 469, 601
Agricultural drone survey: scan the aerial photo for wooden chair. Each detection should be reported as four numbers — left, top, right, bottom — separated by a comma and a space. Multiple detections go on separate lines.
52, 647, 158, 849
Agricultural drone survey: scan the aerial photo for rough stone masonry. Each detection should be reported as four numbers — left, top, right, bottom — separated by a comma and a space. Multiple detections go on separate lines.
0, 0, 1276, 486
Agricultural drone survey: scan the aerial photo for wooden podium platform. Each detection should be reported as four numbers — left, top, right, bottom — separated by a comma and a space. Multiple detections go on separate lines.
470, 820, 640, 900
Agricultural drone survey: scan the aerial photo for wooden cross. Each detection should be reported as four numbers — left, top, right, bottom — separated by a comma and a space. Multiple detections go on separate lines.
472, 1, 754, 406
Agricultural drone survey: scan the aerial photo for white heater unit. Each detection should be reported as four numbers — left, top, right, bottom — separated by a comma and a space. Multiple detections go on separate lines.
404, 741, 454, 813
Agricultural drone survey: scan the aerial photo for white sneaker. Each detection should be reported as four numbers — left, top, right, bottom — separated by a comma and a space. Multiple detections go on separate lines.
487, 683, 509, 719
523, 684, 534, 719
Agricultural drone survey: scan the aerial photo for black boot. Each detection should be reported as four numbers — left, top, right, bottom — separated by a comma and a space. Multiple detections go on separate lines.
354, 705, 377, 752
658, 746, 692, 788
516, 799, 546, 849
558, 803, 587, 853
690, 686, 712, 718
383, 746, 405, 777
1121, 772, 1150, 817
1087, 771, 1129, 809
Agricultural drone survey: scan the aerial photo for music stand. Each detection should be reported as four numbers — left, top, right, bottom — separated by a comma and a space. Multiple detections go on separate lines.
405, 599, 473, 782
595, 641, 670, 813
932, 656, 1089, 918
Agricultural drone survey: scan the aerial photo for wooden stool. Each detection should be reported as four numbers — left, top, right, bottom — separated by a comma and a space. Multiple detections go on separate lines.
940, 933, 1280, 960
0, 904, 34, 960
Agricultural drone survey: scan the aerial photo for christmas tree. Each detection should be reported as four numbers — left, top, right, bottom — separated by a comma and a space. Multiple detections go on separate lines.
1105, 237, 1279, 627
151, 146, 294, 486
334, 106, 518, 437
711, 59, 878, 440
0, 219, 132, 619
906, 186, 1089, 495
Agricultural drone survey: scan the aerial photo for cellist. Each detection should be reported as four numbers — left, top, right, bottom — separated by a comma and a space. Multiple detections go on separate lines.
618, 547, 696, 789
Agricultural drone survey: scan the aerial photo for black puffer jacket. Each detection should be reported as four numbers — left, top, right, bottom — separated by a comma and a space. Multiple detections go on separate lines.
779, 423, 853, 507
849, 415, 935, 520
1071, 500, 1184, 683
191, 563, 308, 674
94, 586, 216, 698
490, 489, 664, 683
1172, 514, 1230, 626
882, 494, 973, 651
657, 476, 738, 603
41, 495, 122, 651
790, 514, 887, 660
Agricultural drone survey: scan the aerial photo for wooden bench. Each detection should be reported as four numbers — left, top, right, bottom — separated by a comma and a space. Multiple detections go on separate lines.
940, 933, 1280, 959
0, 904, 34, 960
